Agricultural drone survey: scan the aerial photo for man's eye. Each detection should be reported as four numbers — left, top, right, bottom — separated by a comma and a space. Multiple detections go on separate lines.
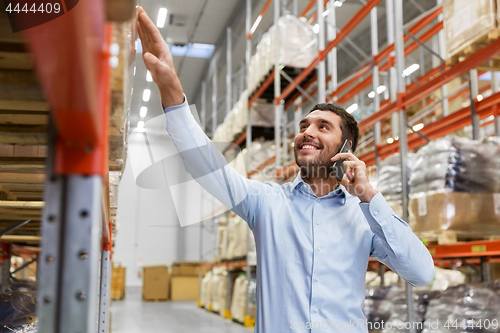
320, 125, 328, 130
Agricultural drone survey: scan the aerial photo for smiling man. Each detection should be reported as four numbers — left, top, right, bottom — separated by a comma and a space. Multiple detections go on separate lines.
137, 7, 435, 333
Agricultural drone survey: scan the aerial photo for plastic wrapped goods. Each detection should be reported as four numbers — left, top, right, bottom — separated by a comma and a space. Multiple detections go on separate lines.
226, 215, 256, 259
247, 14, 317, 93
408, 137, 500, 237
363, 286, 399, 329
230, 273, 248, 323
210, 267, 226, 314
378, 153, 416, 199
444, 0, 496, 59
0, 291, 36, 328
200, 271, 213, 309
421, 285, 500, 333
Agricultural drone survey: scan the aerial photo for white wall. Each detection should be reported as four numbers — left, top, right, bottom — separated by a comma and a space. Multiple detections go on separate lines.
113, 157, 217, 287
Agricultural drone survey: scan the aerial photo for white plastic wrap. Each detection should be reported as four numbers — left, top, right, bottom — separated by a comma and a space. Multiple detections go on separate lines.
230, 273, 248, 323
200, 271, 213, 308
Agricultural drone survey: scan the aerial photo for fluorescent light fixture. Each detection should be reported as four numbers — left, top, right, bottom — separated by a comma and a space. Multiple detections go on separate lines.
146, 71, 153, 82
334, 0, 343, 7
486, 115, 494, 121
135, 39, 142, 53
169, 43, 215, 59
322, 9, 330, 17
137, 121, 144, 129
140, 106, 148, 118
402, 64, 419, 77
346, 103, 358, 114
313, 24, 320, 34
477, 94, 483, 102
157, 8, 168, 28
368, 85, 386, 98
133, 66, 136, 76
412, 123, 424, 132
143, 89, 151, 102
387, 137, 394, 144
250, 15, 262, 34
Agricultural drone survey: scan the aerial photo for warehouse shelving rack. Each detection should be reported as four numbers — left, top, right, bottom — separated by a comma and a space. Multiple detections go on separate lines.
0, 0, 130, 331
198, 0, 500, 330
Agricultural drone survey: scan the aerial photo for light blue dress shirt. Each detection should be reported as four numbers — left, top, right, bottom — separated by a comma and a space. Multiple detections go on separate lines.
163, 97, 435, 333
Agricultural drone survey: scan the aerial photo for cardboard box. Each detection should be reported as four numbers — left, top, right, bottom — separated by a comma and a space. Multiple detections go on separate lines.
171, 262, 199, 276
142, 265, 170, 301
111, 265, 126, 300
409, 191, 500, 237
170, 276, 199, 301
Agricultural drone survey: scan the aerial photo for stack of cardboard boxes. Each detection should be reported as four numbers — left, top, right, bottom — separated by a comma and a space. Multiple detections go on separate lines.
141, 262, 200, 301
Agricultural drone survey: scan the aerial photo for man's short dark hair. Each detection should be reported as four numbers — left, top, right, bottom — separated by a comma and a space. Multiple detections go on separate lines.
308, 103, 359, 152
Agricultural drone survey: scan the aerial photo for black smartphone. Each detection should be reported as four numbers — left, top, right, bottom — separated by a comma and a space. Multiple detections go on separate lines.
333, 139, 352, 182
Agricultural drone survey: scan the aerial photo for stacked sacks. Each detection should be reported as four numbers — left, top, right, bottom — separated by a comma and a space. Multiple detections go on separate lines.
226, 215, 256, 260
210, 267, 227, 314
408, 137, 500, 238
200, 270, 213, 309
421, 284, 500, 333
230, 272, 248, 323
377, 153, 416, 218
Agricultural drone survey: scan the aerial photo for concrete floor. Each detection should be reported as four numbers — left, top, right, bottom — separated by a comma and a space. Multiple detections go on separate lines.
111, 287, 254, 333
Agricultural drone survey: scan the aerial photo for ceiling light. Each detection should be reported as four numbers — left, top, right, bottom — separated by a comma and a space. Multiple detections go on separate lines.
137, 121, 144, 129
135, 39, 142, 53
146, 71, 153, 82
334, 0, 343, 7
250, 15, 262, 34
387, 137, 394, 144
313, 24, 320, 34
169, 43, 215, 59
368, 85, 386, 98
486, 115, 494, 121
368, 91, 375, 98
412, 123, 424, 132
322, 9, 330, 17
402, 64, 419, 77
477, 94, 483, 102
156, 8, 168, 28
133, 66, 136, 76
346, 103, 358, 114
143, 89, 151, 102
140, 106, 148, 118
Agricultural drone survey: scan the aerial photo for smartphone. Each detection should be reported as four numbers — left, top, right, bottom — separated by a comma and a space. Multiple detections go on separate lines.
333, 139, 352, 182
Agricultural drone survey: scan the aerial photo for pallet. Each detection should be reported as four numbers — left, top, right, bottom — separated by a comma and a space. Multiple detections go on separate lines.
420, 230, 500, 245
446, 28, 500, 68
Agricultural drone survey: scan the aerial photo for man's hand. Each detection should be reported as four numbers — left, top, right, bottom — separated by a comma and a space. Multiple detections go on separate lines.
331, 151, 378, 203
136, 6, 184, 107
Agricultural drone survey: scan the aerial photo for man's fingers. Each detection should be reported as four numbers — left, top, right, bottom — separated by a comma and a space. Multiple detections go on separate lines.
138, 12, 164, 46
143, 52, 160, 67
331, 151, 359, 162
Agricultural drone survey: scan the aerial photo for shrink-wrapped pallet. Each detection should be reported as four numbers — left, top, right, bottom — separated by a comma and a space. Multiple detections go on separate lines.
444, 0, 497, 60
210, 267, 226, 313
227, 215, 256, 259
200, 270, 213, 308
230, 273, 248, 323
408, 137, 500, 238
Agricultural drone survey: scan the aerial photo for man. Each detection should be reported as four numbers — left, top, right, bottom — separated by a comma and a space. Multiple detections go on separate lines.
137, 7, 434, 333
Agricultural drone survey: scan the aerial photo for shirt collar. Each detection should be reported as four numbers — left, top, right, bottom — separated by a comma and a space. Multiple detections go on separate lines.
291, 174, 348, 205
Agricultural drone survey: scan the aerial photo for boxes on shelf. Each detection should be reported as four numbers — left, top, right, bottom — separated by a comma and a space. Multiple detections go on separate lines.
171, 276, 199, 301
171, 262, 200, 277
408, 137, 500, 240
444, 0, 498, 64
142, 265, 170, 301
111, 264, 126, 300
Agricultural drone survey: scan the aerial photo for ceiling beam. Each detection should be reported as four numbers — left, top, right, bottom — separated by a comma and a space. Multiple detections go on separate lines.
0, 201, 44, 208
0, 100, 49, 112
0, 172, 45, 183
0, 235, 41, 243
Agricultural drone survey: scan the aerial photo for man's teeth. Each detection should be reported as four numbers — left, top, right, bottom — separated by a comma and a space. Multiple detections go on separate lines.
302, 144, 318, 150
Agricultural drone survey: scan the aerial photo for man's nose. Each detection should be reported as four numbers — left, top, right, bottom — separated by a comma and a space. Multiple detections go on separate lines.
303, 126, 316, 138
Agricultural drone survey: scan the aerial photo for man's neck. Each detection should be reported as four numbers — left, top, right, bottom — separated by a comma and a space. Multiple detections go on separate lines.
301, 175, 339, 197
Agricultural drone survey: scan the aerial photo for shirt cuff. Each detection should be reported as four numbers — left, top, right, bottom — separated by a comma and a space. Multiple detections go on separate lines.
163, 95, 187, 113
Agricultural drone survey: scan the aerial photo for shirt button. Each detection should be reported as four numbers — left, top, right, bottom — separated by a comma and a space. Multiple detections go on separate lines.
316, 198, 320, 202
317, 247, 321, 252
315, 277, 319, 282
373, 211, 378, 216
316, 221, 320, 225
389, 238, 394, 242
314, 308, 318, 313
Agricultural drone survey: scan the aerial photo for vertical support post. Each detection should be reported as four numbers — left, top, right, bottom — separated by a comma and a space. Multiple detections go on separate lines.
295, 97, 303, 136
379, 264, 386, 286
470, 69, 480, 140
327, 1, 337, 100
283, 108, 288, 163
274, 0, 281, 169
98, 249, 111, 333
492, 71, 500, 136
437, 0, 449, 116
240, 61, 245, 97
212, 55, 218, 136
226, 27, 233, 116
395, 1, 415, 331
386, 0, 399, 140
198, 220, 203, 305
201, 81, 207, 131
371, 6, 381, 170
0, 243, 11, 291
246, 0, 252, 173
481, 257, 490, 282
293, 0, 298, 16
224, 211, 231, 315
317, 0, 326, 103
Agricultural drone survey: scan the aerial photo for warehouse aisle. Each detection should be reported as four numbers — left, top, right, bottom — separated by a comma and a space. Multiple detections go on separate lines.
111, 288, 254, 333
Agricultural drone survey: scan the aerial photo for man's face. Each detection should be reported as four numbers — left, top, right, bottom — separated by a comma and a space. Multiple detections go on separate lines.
293, 110, 344, 178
